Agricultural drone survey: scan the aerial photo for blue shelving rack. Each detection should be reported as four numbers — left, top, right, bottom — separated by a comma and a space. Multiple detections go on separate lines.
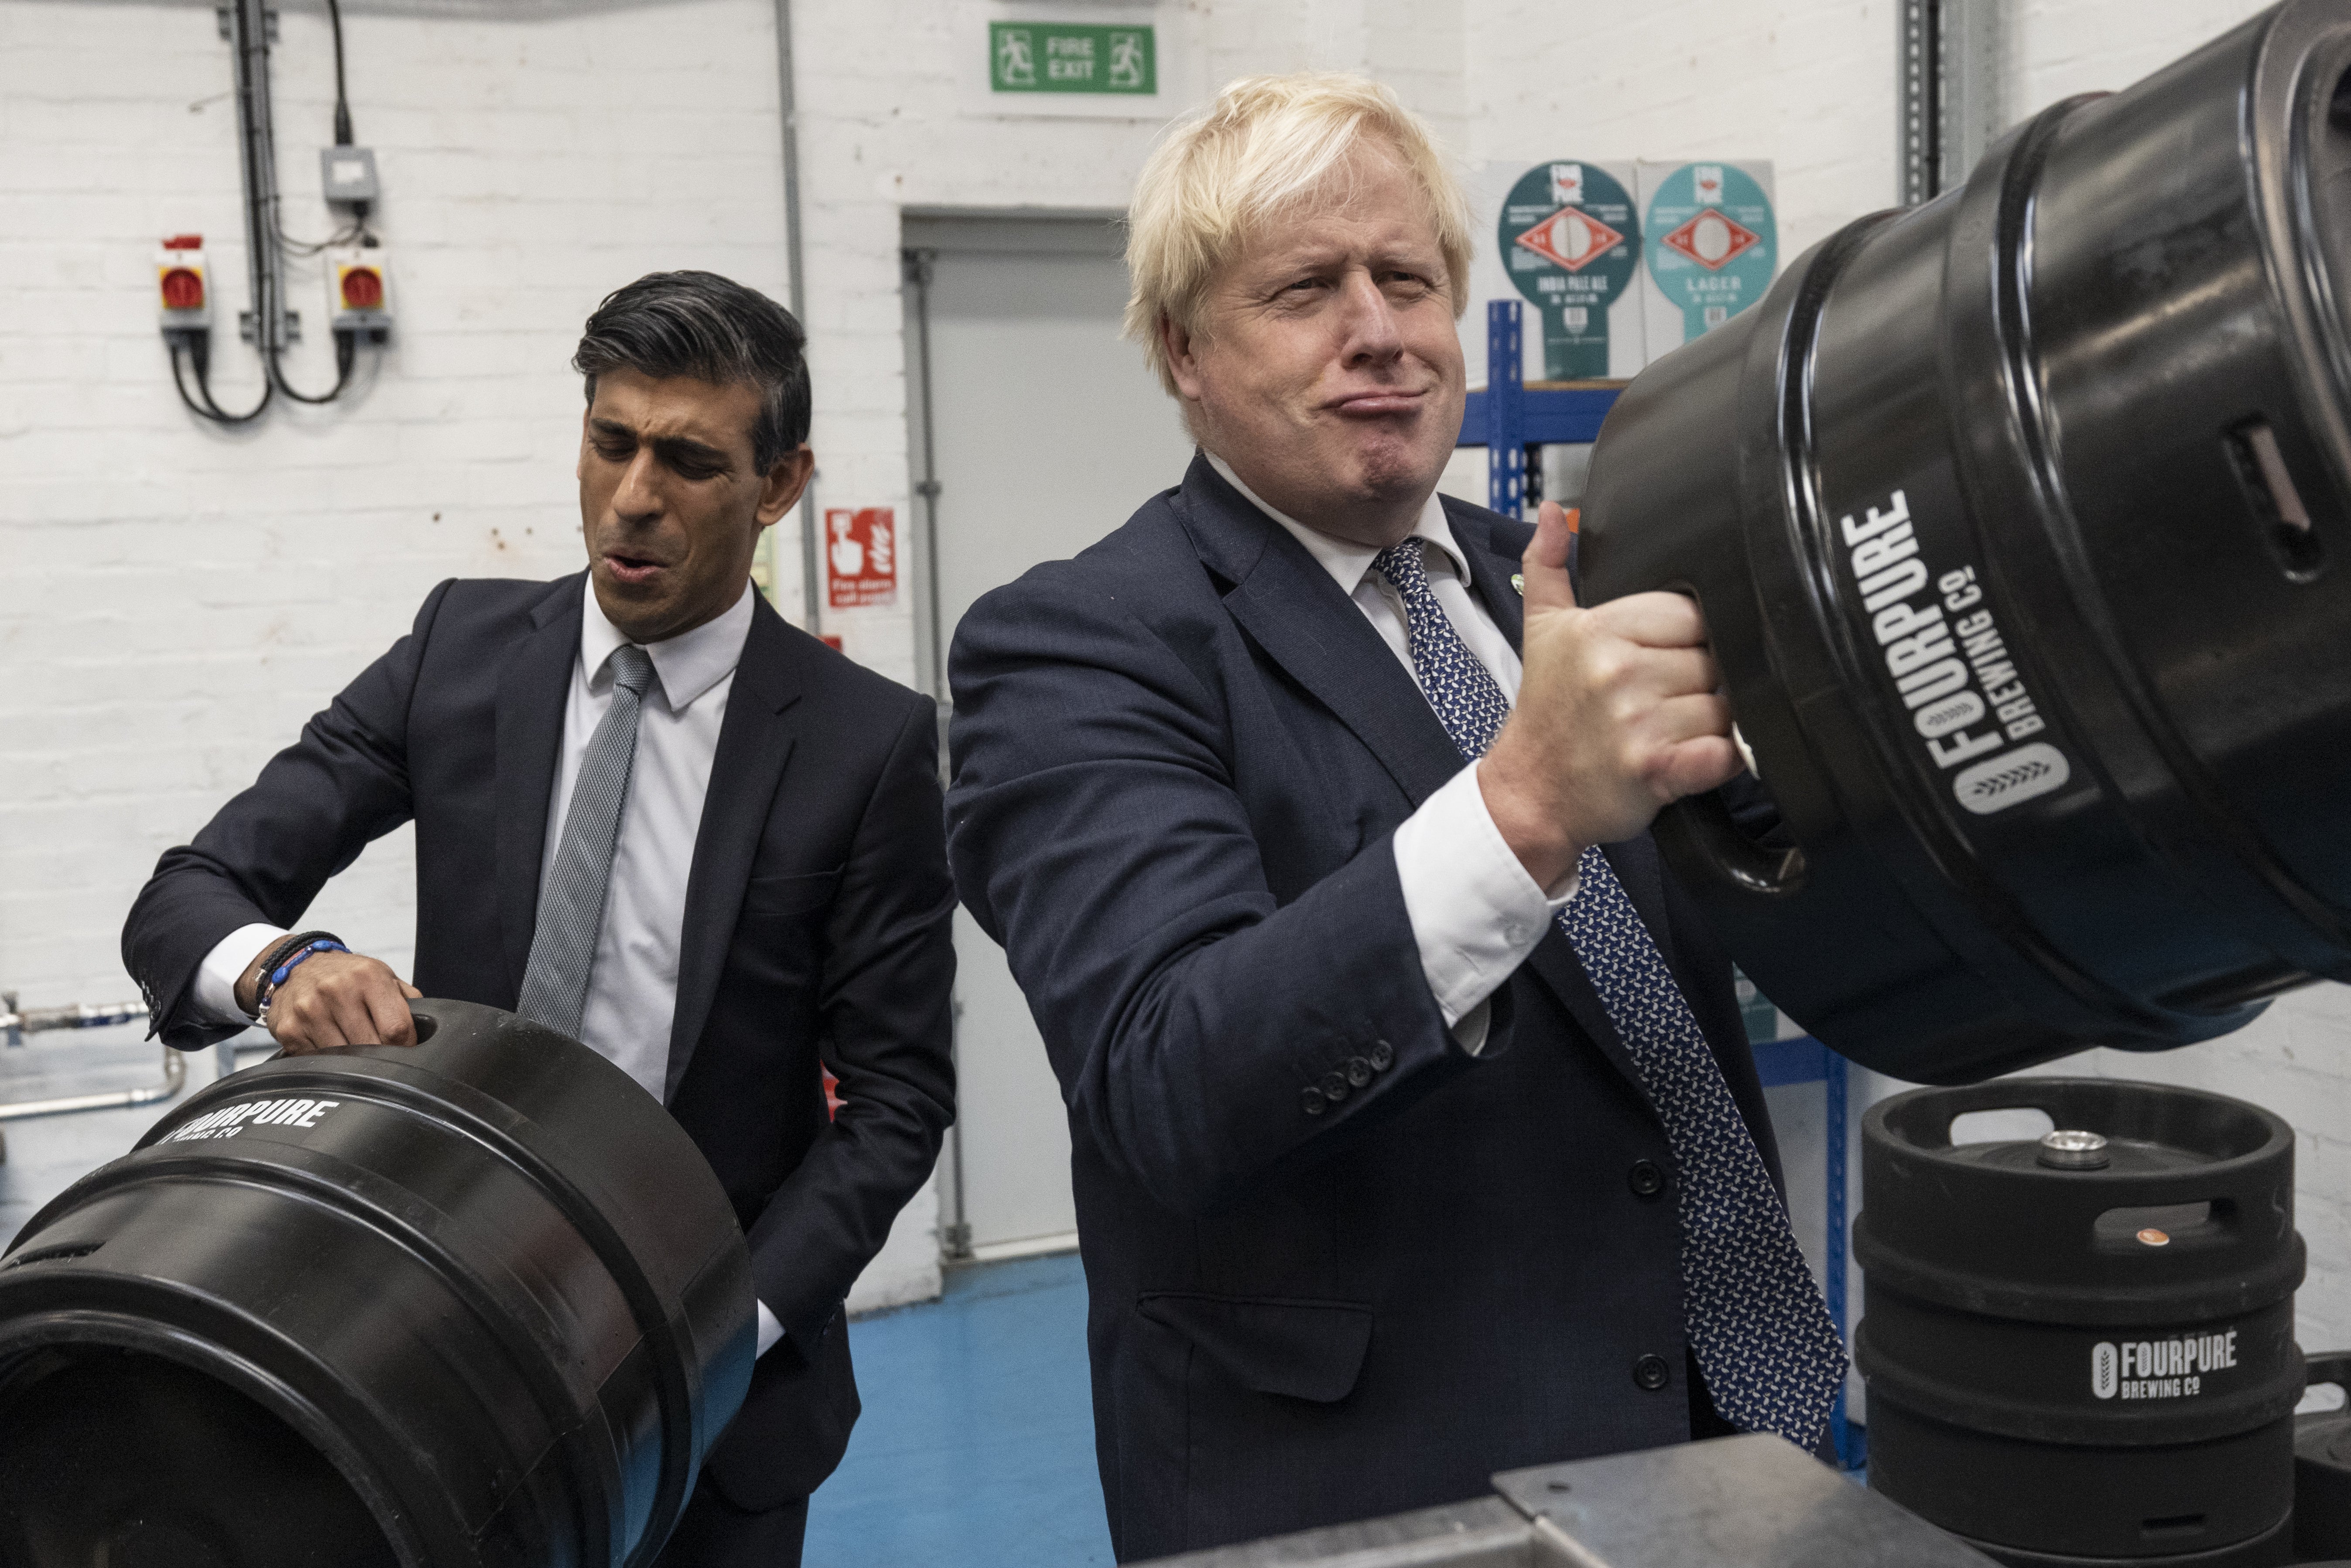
1454, 299, 1864, 1469
1458, 298, 1625, 516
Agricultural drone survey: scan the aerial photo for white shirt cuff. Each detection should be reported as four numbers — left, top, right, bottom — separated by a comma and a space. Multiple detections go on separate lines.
193, 923, 291, 1027
756, 1300, 786, 1357
1391, 763, 1580, 1051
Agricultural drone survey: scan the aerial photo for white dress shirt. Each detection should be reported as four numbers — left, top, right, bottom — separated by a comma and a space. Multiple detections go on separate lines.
193, 577, 788, 1356
1205, 455, 1576, 1051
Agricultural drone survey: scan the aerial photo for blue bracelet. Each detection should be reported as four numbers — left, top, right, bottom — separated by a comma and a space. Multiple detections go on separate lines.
257, 939, 351, 1018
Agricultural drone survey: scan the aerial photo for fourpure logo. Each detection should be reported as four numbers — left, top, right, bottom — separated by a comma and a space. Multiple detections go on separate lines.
2091, 1331, 2238, 1400
1838, 490, 2072, 816
164, 1095, 342, 1143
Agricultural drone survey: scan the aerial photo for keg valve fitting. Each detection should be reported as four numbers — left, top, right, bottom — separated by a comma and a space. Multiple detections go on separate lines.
2037, 1129, 2112, 1169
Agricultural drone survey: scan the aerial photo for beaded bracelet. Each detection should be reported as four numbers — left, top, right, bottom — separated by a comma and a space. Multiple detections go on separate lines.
254, 934, 350, 1020
249, 930, 339, 1004
251, 931, 331, 983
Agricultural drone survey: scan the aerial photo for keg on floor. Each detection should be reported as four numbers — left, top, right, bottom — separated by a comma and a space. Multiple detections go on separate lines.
1855, 1079, 2304, 1567
1581, 0, 2351, 1083
0, 998, 754, 1568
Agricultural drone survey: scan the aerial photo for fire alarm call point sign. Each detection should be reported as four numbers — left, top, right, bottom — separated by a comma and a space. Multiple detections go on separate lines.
826, 507, 898, 609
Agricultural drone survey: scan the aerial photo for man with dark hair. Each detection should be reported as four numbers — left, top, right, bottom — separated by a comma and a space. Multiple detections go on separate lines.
123, 270, 956, 1566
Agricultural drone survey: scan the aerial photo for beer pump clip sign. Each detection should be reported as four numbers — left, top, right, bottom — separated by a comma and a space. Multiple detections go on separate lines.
1498, 161, 1642, 380
1640, 160, 1777, 353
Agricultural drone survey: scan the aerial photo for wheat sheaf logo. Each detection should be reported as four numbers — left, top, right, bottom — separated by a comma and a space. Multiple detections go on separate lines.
1953, 741, 2071, 815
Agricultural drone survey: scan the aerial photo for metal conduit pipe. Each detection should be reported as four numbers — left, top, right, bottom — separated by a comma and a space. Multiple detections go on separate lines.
0, 993, 185, 1124
771, 0, 820, 635
3, 998, 151, 1048
227, 0, 289, 362
0, 1047, 185, 1125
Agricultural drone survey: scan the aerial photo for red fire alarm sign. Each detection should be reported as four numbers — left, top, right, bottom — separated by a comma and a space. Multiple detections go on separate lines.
825, 507, 897, 609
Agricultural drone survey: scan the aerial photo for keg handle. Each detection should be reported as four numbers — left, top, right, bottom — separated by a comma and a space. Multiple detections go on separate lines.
2307, 1350, 2351, 1395
1656, 790, 1808, 899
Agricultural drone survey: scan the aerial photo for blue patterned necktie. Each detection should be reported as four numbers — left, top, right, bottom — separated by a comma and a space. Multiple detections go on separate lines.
1373, 538, 1847, 1449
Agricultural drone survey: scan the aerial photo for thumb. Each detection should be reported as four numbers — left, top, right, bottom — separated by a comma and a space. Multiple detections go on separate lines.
1522, 502, 1581, 613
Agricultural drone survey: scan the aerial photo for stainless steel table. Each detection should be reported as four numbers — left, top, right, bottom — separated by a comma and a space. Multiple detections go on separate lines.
1136, 1433, 1997, 1568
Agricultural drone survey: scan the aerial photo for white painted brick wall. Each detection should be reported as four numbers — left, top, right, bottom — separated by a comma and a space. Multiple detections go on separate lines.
2010, 0, 2275, 117
1465, 0, 1899, 263
0, 0, 851, 1278
3, 0, 795, 1008
14, 0, 2351, 1339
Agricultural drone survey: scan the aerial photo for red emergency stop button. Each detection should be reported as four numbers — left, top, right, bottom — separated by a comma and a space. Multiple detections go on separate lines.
161, 268, 205, 310
340, 267, 384, 310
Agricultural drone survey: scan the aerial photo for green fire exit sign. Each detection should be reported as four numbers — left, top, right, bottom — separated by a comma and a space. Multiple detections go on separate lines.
989, 22, 1156, 95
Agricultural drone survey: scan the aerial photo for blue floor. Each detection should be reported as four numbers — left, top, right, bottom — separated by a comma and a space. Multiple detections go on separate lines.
804, 1252, 1114, 1567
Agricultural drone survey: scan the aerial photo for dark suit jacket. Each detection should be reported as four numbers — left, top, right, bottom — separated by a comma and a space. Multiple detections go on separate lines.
945, 457, 1781, 1560
123, 572, 958, 1511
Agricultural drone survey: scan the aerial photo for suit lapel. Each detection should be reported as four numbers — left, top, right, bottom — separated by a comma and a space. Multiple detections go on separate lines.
493, 576, 586, 1003
1181, 460, 1468, 811
664, 595, 804, 1102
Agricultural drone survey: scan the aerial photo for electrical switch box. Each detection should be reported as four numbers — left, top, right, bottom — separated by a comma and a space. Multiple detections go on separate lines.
320, 146, 380, 205
157, 235, 211, 331
326, 245, 393, 341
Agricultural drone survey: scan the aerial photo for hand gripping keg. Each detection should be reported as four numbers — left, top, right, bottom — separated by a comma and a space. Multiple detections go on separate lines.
0, 999, 756, 1568
1581, 0, 2351, 1083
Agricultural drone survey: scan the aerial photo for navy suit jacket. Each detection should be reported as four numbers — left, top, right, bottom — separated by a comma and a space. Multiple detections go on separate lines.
122, 573, 958, 1511
946, 457, 1781, 1559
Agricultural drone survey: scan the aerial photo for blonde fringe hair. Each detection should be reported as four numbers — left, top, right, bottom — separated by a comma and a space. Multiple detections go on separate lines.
1122, 73, 1474, 396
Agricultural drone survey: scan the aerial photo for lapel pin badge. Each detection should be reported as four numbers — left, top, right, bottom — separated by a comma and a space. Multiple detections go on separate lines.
1510, 573, 1525, 596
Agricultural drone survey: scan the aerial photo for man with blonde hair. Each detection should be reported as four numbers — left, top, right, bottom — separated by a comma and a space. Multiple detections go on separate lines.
947, 74, 1845, 1557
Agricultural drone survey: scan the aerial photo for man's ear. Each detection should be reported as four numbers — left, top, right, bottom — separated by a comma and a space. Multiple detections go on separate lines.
757, 443, 816, 527
576, 407, 593, 484
1162, 312, 1204, 398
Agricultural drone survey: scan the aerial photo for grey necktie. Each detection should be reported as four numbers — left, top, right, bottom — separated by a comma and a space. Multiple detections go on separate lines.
518, 644, 657, 1042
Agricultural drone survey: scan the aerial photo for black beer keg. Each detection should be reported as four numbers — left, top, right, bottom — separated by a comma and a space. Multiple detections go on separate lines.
1855, 1079, 2304, 1567
0, 999, 754, 1567
2296, 1351, 2351, 1558
1581, 0, 2351, 1082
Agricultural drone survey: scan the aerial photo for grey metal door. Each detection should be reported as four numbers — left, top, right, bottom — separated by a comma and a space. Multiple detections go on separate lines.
905, 211, 1196, 1258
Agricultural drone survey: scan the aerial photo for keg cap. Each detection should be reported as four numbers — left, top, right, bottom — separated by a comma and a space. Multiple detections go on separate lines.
2037, 1129, 2111, 1170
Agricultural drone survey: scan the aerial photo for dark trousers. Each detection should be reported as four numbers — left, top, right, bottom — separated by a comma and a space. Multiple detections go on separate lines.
653, 1485, 809, 1568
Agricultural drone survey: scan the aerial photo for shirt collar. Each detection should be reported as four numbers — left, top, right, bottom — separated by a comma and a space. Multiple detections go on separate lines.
578, 575, 755, 712
1204, 451, 1470, 596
